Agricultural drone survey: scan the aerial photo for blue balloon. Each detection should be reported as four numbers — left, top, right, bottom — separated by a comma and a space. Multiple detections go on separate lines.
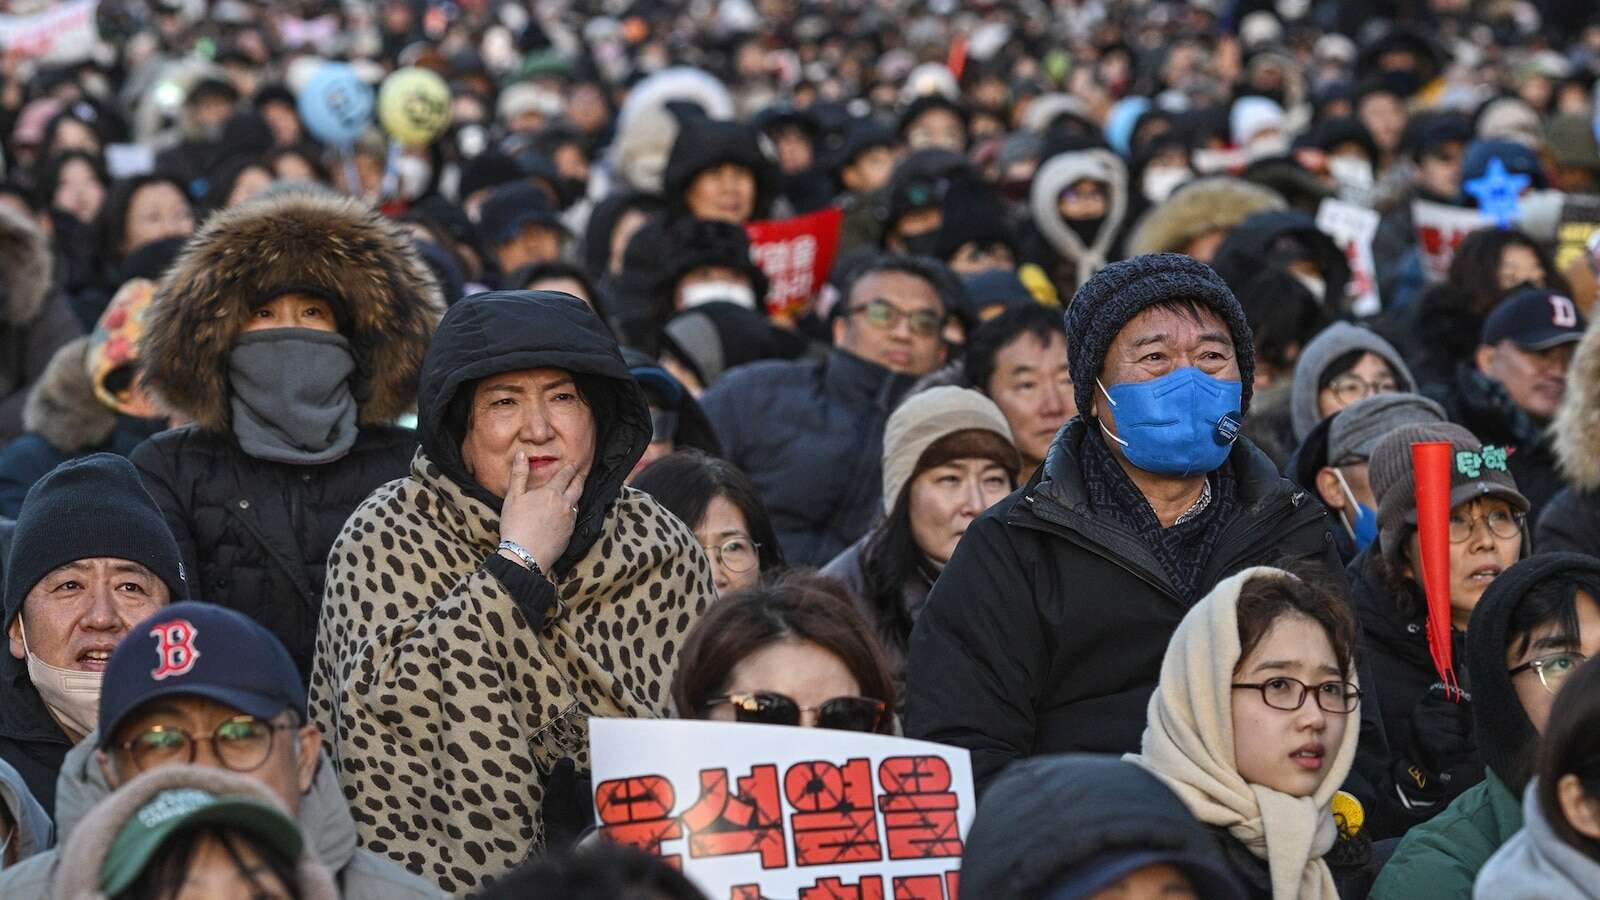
296, 63, 374, 147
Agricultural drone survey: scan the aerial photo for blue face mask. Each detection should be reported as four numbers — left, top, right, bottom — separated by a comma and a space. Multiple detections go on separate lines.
1096, 368, 1243, 478
1334, 467, 1378, 552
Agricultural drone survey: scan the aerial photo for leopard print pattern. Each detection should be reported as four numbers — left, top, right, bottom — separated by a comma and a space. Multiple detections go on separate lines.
310, 450, 714, 895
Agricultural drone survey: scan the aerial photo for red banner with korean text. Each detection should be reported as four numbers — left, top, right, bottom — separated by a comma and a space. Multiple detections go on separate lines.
746, 207, 844, 324
591, 719, 974, 900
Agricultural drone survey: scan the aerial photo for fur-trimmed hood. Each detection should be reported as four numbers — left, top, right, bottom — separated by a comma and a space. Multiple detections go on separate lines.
23, 336, 115, 453
1124, 176, 1286, 257
140, 191, 443, 434
1552, 308, 1600, 489
0, 200, 54, 328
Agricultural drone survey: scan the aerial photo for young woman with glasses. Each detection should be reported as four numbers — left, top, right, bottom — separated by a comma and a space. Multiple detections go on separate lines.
670, 573, 896, 735
632, 449, 786, 597
1128, 566, 1372, 900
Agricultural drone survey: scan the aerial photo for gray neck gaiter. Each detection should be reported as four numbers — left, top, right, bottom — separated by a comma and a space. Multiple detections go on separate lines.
228, 328, 358, 465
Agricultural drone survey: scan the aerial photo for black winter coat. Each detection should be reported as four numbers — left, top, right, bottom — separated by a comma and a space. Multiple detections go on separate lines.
1207, 825, 1378, 900
1536, 486, 1600, 556
1346, 547, 1481, 840
131, 426, 417, 679
700, 348, 917, 566
0, 656, 69, 817
1423, 364, 1566, 525
904, 418, 1342, 792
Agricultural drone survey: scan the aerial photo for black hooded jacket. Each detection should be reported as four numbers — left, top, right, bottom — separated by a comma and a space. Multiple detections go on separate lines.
904, 418, 1343, 792
660, 112, 776, 223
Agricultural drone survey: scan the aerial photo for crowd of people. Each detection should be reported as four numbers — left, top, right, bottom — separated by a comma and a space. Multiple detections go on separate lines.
3, 0, 1600, 897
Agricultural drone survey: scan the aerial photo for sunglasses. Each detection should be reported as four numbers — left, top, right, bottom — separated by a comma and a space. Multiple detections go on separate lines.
703, 691, 886, 732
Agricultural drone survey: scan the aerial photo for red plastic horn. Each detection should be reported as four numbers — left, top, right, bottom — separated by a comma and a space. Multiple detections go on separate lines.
1411, 441, 1462, 700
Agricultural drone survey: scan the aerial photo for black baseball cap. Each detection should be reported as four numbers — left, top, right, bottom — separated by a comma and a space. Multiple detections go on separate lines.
98, 602, 306, 749
1481, 287, 1587, 351
478, 181, 569, 246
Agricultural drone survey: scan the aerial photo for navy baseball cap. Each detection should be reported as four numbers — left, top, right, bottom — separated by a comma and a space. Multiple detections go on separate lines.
97, 603, 306, 749
478, 181, 569, 246
1042, 848, 1244, 900
1481, 287, 1587, 351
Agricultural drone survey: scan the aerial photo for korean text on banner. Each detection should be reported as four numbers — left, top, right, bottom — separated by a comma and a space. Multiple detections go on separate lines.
590, 717, 975, 900
746, 206, 844, 323
1554, 194, 1600, 278
1316, 199, 1382, 317
1412, 199, 1490, 284
0, 0, 98, 66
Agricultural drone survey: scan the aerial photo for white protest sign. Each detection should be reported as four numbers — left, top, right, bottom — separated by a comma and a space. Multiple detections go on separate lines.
1316, 198, 1382, 317
1412, 199, 1489, 284
590, 718, 974, 900
0, 0, 98, 66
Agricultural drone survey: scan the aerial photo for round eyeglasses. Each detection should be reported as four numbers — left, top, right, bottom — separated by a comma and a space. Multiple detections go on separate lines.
1231, 677, 1361, 714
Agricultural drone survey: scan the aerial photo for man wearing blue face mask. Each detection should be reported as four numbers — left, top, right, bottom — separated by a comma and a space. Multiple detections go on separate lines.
906, 253, 1347, 793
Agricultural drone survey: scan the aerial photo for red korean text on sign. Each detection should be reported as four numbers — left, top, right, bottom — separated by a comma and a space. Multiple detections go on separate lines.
682, 765, 788, 868
594, 775, 683, 864
784, 758, 883, 866
877, 756, 964, 861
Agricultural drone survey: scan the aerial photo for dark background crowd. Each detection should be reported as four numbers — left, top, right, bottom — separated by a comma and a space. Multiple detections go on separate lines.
3, 0, 1600, 897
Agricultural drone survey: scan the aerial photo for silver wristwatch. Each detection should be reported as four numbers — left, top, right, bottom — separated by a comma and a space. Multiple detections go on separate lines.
497, 539, 541, 573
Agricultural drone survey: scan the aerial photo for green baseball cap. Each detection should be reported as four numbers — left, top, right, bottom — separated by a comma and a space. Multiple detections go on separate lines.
100, 788, 303, 896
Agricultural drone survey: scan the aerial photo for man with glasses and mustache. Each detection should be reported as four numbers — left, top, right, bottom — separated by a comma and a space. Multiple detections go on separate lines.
0, 602, 441, 898
1372, 553, 1600, 899
701, 254, 952, 565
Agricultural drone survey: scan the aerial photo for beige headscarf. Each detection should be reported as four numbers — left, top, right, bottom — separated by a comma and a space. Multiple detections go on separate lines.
1126, 566, 1361, 900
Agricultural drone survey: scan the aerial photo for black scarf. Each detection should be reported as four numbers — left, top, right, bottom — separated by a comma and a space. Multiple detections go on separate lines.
1080, 425, 1238, 604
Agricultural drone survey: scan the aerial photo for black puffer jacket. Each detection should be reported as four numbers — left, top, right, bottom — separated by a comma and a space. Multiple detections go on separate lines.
1346, 547, 1480, 840
131, 190, 442, 680
700, 347, 918, 565
0, 651, 70, 817
1424, 364, 1566, 526
904, 418, 1342, 792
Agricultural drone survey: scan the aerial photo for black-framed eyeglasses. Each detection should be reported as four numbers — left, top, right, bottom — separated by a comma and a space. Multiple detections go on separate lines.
116, 715, 294, 774
1509, 651, 1588, 695
1325, 374, 1400, 405
1448, 508, 1525, 543
1231, 677, 1361, 714
845, 298, 944, 337
702, 536, 761, 574
702, 691, 886, 732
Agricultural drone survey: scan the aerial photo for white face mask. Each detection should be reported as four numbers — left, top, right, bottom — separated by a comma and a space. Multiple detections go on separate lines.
1294, 271, 1327, 304
1142, 167, 1192, 204
393, 156, 433, 201
679, 280, 758, 311
1327, 155, 1374, 192
19, 620, 101, 740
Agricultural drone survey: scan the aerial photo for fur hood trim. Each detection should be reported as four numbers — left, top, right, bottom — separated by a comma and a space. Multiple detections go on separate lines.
1030, 148, 1129, 287
141, 191, 443, 433
1552, 309, 1600, 489
53, 765, 338, 900
23, 336, 116, 453
1124, 176, 1286, 257
0, 200, 54, 327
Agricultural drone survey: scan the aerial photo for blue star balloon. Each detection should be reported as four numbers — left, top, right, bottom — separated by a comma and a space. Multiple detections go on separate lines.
1463, 157, 1530, 229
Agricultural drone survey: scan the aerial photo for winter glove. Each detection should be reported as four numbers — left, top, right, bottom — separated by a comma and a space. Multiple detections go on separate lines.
1396, 684, 1481, 805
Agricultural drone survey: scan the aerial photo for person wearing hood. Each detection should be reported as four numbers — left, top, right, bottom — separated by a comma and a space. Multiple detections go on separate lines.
1372, 553, 1600, 899
905, 255, 1342, 792
0, 198, 76, 444
1233, 269, 1329, 468
1426, 286, 1584, 525
1347, 422, 1530, 840
129, 189, 443, 681
0, 601, 441, 898
898, 94, 968, 154
310, 292, 714, 894
831, 116, 900, 254
1124, 176, 1287, 263
1210, 210, 1352, 316
821, 387, 1020, 690
754, 103, 834, 214
1126, 566, 1372, 899
0, 756, 49, 871
1474, 656, 1600, 899
1288, 322, 1417, 446
625, 354, 721, 482
478, 180, 571, 282
1025, 145, 1129, 294
660, 109, 775, 226
960, 754, 1243, 900
0, 278, 171, 518
700, 254, 951, 566
1285, 393, 1448, 565
928, 175, 1018, 277
876, 148, 973, 256
1, 454, 185, 815
622, 216, 775, 350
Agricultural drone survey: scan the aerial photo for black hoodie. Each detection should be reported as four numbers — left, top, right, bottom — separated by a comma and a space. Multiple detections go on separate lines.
416, 290, 651, 576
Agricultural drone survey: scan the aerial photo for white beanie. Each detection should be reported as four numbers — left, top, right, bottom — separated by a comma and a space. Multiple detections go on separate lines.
880, 387, 1019, 515
1230, 95, 1287, 146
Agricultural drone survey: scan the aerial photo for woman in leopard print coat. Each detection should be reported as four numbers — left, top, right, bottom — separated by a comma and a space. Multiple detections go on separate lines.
310, 291, 715, 895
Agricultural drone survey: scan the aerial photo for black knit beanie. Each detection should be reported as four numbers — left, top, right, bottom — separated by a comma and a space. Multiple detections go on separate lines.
1064, 253, 1255, 416
3, 454, 187, 628
1466, 552, 1600, 792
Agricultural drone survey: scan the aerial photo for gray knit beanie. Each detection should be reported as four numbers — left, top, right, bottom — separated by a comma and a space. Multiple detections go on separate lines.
1064, 253, 1254, 416
881, 387, 1018, 514
1289, 322, 1417, 442
1368, 422, 1529, 555
1326, 393, 1448, 463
